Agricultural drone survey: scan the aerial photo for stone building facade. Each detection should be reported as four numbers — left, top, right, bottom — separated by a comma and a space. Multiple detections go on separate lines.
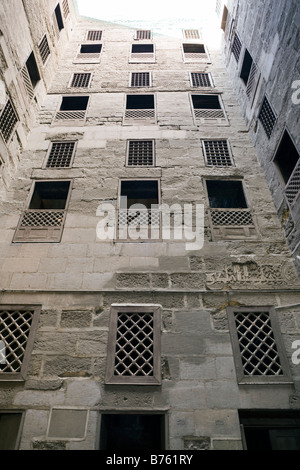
0, 0, 300, 451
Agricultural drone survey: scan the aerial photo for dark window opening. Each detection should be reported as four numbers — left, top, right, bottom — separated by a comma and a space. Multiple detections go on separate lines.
0, 413, 23, 450
206, 180, 247, 208
29, 181, 70, 210
80, 44, 102, 54
100, 414, 165, 451
192, 94, 221, 109
183, 43, 205, 54
273, 130, 300, 184
221, 6, 228, 31
59, 96, 89, 111
240, 49, 253, 85
126, 95, 154, 110
120, 180, 158, 209
54, 4, 64, 31
132, 44, 154, 53
26, 52, 40, 88
240, 412, 300, 450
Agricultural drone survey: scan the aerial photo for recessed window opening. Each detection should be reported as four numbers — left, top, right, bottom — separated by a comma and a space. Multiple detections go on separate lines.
80, 44, 102, 54
192, 94, 221, 109
183, 43, 205, 54
120, 180, 159, 208
29, 181, 70, 210
274, 130, 299, 184
100, 414, 165, 450
54, 3, 64, 30
0, 413, 23, 450
26, 52, 40, 88
206, 180, 247, 208
59, 96, 89, 111
240, 49, 253, 85
132, 44, 154, 53
126, 95, 154, 110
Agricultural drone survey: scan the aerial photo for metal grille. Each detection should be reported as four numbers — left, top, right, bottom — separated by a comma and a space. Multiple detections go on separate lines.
87, 30, 102, 41
38, 34, 50, 64
46, 141, 75, 168
234, 311, 283, 376
184, 52, 207, 60
203, 140, 233, 166
70, 73, 91, 88
21, 65, 34, 100
284, 159, 300, 206
62, 0, 70, 18
0, 309, 34, 373
0, 99, 18, 143
127, 140, 154, 166
184, 29, 201, 39
130, 53, 155, 62
191, 72, 212, 87
259, 96, 277, 139
231, 34, 242, 62
76, 52, 100, 60
19, 210, 65, 227
113, 312, 154, 377
131, 72, 150, 87
194, 108, 225, 120
210, 208, 254, 226
135, 30, 151, 40
55, 110, 86, 121
246, 61, 259, 99
118, 209, 160, 227
124, 109, 155, 120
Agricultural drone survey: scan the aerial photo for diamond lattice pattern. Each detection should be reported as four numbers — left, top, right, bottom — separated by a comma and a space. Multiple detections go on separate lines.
0, 310, 34, 373
234, 311, 283, 376
114, 313, 154, 377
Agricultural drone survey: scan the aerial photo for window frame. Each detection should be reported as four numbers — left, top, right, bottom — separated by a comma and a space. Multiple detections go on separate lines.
129, 71, 152, 88
42, 140, 78, 169
0, 305, 41, 382
189, 72, 214, 88
53, 95, 90, 125
201, 139, 234, 167
126, 139, 155, 167
0, 98, 19, 144
0, 411, 25, 450
129, 43, 156, 63
227, 306, 292, 385
182, 43, 210, 63
190, 93, 228, 126
73, 43, 102, 64
105, 305, 162, 385
38, 34, 51, 66
68, 72, 92, 89
123, 93, 157, 125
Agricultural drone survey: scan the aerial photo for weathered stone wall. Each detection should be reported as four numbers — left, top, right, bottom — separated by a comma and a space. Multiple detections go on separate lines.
1, 2, 300, 450
223, 0, 300, 275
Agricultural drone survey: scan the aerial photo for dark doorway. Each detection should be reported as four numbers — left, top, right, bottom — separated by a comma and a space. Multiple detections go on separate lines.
100, 414, 165, 450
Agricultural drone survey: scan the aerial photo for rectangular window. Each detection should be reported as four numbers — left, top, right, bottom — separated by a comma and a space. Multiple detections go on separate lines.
75, 44, 102, 63
231, 33, 242, 62
54, 95, 89, 123
206, 179, 256, 239
183, 43, 209, 62
0, 413, 24, 450
106, 305, 161, 384
240, 412, 300, 450
0, 305, 41, 381
135, 30, 152, 40
191, 94, 227, 125
86, 30, 102, 41
127, 140, 154, 166
70, 72, 91, 88
228, 307, 292, 384
13, 180, 71, 243
221, 6, 229, 31
44, 141, 77, 169
183, 29, 201, 40
190, 72, 213, 87
124, 94, 156, 124
118, 179, 160, 240
130, 72, 151, 87
274, 130, 300, 210
0, 99, 18, 144
202, 139, 233, 167
100, 414, 165, 450
259, 96, 277, 139
130, 44, 155, 63
240, 49, 260, 102
53, 3, 64, 37
38, 34, 51, 65
21, 52, 40, 101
